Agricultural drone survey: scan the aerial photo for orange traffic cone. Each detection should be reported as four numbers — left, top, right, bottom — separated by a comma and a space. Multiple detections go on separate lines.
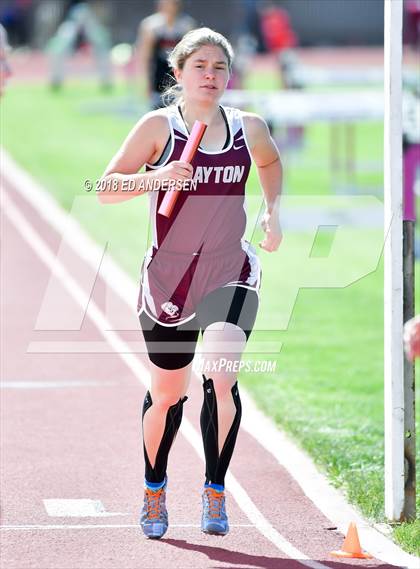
330, 522, 373, 559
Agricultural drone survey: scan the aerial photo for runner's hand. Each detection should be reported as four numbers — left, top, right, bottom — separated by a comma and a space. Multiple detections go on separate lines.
259, 210, 283, 252
152, 161, 194, 183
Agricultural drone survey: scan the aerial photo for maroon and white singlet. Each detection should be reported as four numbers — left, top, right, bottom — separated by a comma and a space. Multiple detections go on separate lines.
137, 105, 262, 326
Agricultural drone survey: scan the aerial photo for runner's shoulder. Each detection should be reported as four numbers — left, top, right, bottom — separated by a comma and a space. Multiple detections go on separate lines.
241, 112, 270, 147
241, 112, 269, 134
139, 108, 170, 134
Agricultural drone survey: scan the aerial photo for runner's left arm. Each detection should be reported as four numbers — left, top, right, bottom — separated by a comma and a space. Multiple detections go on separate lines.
243, 113, 283, 252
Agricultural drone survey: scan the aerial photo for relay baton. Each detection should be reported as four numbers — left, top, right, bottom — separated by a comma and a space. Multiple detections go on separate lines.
158, 120, 207, 218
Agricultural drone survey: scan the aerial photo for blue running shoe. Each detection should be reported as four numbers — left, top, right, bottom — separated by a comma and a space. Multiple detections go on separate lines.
201, 487, 229, 536
140, 479, 168, 539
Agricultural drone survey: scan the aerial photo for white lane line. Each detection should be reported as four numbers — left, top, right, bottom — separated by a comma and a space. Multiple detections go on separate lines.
2, 182, 330, 569
26, 341, 279, 353
43, 499, 129, 518
27, 341, 148, 353
237, 392, 420, 569
0, 524, 255, 530
1, 381, 118, 389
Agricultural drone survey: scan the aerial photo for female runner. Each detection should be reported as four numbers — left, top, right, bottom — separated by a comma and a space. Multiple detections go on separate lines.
99, 27, 282, 539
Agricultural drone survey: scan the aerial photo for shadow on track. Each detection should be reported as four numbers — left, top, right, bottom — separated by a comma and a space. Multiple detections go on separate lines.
163, 538, 396, 569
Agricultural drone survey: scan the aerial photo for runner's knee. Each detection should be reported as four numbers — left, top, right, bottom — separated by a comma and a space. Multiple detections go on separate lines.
151, 391, 186, 411
209, 373, 238, 400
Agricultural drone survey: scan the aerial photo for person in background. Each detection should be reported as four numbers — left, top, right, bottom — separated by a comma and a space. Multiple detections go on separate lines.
46, 1, 112, 91
402, 84, 420, 362
259, 1, 297, 77
136, 0, 195, 108
404, 316, 420, 360
0, 23, 12, 97
259, 2, 303, 150
404, 0, 420, 49
0, 0, 33, 48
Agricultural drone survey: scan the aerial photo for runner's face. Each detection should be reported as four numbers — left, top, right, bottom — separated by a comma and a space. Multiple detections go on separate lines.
175, 45, 229, 104
0, 48, 12, 97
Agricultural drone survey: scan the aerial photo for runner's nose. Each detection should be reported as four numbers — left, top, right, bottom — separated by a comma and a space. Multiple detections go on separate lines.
204, 69, 215, 81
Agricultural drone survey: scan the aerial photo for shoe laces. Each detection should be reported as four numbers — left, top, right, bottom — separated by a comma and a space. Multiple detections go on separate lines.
144, 487, 164, 520
204, 487, 225, 519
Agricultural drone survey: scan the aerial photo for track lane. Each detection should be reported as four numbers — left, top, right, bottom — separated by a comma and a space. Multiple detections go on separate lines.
0, 177, 400, 568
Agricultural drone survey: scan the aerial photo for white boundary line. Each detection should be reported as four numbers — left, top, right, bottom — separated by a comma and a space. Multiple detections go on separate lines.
0, 524, 255, 531
0, 381, 118, 389
2, 173, 329, 569
2, 149, 418, 568
239, 393, 419, 568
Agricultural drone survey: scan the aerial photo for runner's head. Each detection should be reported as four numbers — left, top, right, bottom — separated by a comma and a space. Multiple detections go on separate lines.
165, 27, 234, 106
0, 24, 11, 98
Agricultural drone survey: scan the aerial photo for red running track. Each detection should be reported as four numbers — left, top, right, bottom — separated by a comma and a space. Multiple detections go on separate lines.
0, 173, 399, 569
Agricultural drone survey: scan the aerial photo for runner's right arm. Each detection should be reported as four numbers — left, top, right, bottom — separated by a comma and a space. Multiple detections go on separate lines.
97, 112, 193, 204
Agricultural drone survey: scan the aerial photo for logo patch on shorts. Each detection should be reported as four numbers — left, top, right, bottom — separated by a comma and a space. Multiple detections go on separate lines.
161, 301, 179, 318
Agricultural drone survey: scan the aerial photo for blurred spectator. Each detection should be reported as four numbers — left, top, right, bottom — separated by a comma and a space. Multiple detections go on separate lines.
136, 0, 195, 108
231, 1, 260, 90
0, 23, 12, 96
259, 2, 297, 55
32, 1, 65, 50
0, 0, 33, 47
259, 1, 297, 88
240, 0, 265, 53
404, 315, 420, 360
46, 1, 112, 91
404, 0, 420, 49
258, 2, 303, 150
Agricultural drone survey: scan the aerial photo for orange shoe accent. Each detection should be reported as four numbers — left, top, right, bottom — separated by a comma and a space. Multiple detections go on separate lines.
330, 522, 373, 559
204, 488, 225, 519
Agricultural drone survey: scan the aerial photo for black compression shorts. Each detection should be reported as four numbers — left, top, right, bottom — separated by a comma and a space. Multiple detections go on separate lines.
139, 285, 259, 370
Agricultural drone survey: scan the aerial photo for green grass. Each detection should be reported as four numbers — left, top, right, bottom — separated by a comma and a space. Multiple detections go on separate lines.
2, 80, 419, 555
1, 82, 132, 210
